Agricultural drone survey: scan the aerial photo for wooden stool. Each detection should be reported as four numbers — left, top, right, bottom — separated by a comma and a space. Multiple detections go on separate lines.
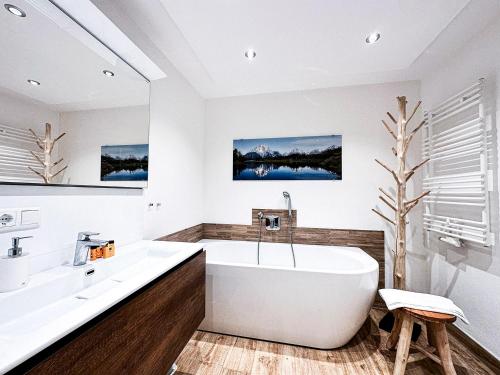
386, 308, 457, 375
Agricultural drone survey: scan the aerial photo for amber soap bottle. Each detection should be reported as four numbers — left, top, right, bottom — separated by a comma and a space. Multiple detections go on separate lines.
89, 245, 100, 261
103, 240, 115, 259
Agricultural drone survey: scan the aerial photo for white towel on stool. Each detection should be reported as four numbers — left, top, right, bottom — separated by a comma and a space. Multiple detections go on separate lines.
379, 289, 469, 324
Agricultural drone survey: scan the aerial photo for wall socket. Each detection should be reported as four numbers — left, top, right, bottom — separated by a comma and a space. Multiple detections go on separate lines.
0, 207, 40, 233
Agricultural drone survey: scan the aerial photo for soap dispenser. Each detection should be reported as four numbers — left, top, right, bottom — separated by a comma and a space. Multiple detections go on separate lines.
0, 236, 32, 292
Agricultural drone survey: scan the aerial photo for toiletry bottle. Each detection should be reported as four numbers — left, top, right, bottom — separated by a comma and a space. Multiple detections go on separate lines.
0, 236, 32, 292
90, 245, 99, 261
103, 240, 115, 259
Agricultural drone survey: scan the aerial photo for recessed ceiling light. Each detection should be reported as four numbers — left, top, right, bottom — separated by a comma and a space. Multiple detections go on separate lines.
102, 69, 115, 77
244, 49, 256, 61
27, 79, 40, 86
4, 4, 26, 17
365, 32, 381, 44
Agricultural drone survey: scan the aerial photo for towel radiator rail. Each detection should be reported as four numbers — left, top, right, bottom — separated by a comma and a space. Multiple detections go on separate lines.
0, 124, 42, 183
422, 79, 493, 246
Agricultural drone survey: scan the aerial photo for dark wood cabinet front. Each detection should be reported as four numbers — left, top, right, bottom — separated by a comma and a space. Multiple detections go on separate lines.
11, 250, 205, 375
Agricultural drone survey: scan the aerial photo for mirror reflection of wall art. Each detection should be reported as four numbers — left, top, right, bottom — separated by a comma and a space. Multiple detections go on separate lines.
233, 135, 342, 180
100, 144, 149, 181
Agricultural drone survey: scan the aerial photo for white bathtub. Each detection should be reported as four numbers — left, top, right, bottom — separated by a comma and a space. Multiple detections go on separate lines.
199, 239, 379, 349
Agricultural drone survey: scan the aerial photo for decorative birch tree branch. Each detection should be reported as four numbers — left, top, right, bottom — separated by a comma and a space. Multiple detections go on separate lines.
28, 123, 68, 184
387, 111, 397, 124
382, 120, 397, 140
379, 187, 395, 202
371, 208, 396, 226
372, 97, 430, 290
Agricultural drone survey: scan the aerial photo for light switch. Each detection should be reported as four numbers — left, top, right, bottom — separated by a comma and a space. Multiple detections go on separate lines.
21, 209, 40, 225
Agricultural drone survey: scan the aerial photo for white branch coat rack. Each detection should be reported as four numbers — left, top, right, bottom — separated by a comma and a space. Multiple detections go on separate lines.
422, 79, 493, 247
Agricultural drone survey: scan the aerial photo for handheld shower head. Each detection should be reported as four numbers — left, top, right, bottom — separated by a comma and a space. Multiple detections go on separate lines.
283, 191, 291, 217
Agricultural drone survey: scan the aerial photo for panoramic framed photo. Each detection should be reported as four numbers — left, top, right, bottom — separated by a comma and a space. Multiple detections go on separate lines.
100, 144, 149, 181
233, 135, 342, 180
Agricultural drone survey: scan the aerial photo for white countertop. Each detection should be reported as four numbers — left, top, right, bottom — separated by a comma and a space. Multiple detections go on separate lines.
0, 240, 204, 374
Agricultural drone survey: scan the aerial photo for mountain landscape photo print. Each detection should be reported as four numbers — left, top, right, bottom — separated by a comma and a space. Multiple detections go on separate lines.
233, 135, 342, 180
101, 144, 149, 181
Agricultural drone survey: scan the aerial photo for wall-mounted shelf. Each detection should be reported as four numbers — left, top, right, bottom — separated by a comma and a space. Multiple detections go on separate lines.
0, 181, 143, 190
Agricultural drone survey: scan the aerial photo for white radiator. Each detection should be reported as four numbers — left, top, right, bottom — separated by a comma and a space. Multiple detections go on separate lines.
0, 124, 43, 183
422, 79, 493, 246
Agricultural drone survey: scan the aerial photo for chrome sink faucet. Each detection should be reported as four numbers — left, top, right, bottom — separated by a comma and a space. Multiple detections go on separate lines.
73, 232, 108, 266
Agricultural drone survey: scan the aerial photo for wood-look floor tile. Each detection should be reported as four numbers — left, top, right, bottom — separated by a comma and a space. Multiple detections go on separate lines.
176, 309, 499, 375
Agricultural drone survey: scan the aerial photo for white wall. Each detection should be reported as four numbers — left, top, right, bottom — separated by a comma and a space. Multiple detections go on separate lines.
0, 91, 62, 183
0, 185, 144, 274
0, 91, 59, 133
59, 105, 149, 187
0, 91, 147, 274
142, 76, 205, 240
83, 0, 207, 241
203, 81, 421, 230
418, 18, 500, 358
0, 95, 146, 273
0, 62, 204, 275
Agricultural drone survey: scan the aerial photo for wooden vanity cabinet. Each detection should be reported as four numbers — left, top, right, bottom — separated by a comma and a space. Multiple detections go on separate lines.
10, 250, 205, 375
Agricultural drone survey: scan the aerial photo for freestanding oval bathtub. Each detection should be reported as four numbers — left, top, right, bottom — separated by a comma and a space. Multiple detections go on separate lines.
199, 239, 379, 349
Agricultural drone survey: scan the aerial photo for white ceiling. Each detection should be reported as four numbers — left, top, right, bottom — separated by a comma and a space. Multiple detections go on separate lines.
91, 0, 493, 99
0, 0, 149, 112
92, 0, 500, 99
160, 0, 473, 98
8, 0, 499, 102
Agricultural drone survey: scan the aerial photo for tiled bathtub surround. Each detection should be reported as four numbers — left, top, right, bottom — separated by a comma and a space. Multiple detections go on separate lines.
157, 209, 385, 306
159, 224, 204, 243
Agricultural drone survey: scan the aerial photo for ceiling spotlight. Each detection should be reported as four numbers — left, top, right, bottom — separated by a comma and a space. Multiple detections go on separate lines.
103, 69, 115, 77
27, 79, 40, 86
244, 49, 256, 61
4, 4, 26, 17
365, 32, 381, 44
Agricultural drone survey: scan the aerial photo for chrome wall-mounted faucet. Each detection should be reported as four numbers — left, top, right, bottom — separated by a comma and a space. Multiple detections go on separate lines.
282, 191, 296, 268
73, 232, 108, 266
257, 211, 281, 231
263, 215, 281, 231
283, 191, 292, 218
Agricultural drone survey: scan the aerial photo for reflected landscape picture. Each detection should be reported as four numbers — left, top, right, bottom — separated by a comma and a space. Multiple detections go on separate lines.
233, 135, 342, 180
101, 144, 149, 181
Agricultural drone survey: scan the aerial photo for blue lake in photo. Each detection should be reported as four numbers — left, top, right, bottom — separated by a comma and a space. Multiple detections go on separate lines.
233, 135, 342, 180
101, 168, 148, 181
233, 163, 339, 180
101, 144, 149, 181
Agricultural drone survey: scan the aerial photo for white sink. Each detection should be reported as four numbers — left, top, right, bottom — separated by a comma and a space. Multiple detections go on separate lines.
0, 298, 87, 336
0, 243, 183, 326
0, 240, 204, 374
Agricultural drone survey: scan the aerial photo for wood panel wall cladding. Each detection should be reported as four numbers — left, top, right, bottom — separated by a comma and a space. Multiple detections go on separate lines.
159, 209, 385, 305
12, 251, 205, 375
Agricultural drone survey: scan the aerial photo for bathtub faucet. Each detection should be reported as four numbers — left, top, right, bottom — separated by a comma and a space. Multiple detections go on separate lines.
282, 191, 296, 268
283, 191, 291, 218
257, 212, 264, 265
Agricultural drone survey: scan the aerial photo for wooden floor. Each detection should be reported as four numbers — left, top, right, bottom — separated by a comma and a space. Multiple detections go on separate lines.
175, 309, 499, 375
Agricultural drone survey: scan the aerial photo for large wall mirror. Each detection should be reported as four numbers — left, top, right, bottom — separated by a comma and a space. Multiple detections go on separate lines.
0, 1, 150, 188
